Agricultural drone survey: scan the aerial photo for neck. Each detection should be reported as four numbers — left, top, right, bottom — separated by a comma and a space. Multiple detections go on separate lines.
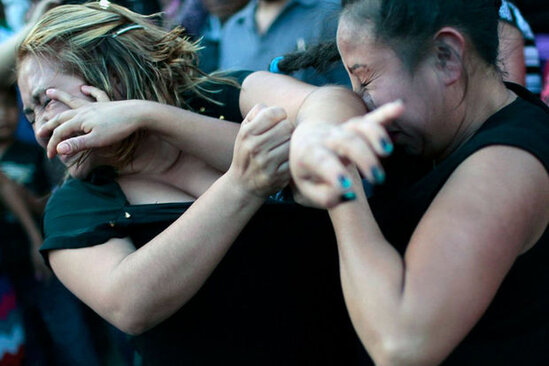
435, 67, 514, 162
256, 0, 288, 34
118, 134, 182, 178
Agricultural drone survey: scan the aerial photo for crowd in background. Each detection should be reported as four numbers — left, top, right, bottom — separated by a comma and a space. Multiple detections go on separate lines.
0, 0, 548, 365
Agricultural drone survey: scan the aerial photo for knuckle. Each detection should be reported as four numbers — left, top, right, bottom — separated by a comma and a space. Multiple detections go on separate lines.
263, 107, 284, 121
280, 120, 295, 135
319, 195, 334, 208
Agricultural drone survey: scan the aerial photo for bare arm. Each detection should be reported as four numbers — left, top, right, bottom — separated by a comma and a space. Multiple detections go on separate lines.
329, 147, 548, 366
239, 71, 319, 122
47, 105, 294, 335
40, 71, 320, 171
0, 0, 61, 86
40, 90, 240, 172
0, 172, 50, 280
289, 95, 549, 364
0, 28, 29, 86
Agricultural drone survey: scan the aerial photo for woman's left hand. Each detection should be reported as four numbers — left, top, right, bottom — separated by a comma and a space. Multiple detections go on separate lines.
37, 86, 146, 159
290, 101, 404, 208
227, 104, 294, 199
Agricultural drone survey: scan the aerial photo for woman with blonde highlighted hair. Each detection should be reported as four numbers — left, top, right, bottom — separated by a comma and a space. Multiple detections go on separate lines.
16, 2, 363, 365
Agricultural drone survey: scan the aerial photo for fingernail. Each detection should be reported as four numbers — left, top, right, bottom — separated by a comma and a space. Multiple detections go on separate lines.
371, 166, 385, 184
57, 143, 70, 154
341, 191, 357, 202
46, 88, 54, 95
380, 138, 393, 154
338, 175, 352, 190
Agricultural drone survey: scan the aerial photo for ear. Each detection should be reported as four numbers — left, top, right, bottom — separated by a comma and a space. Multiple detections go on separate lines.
432, 27, 466, 86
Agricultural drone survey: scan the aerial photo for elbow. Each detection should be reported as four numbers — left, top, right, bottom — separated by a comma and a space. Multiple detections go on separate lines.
369, 336, 443, 366
99, 292, 161, 336
108, 305, 156, 336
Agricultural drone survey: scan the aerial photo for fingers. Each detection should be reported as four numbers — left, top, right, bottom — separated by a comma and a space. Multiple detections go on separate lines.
324, 130, 385, 185
243, 106, 288, 136
46, 88, 88, 109
347, 100, 402, 152
81, 85, 111, 102
242, 104, 266, 124
37, 109, 75, 138
362, 99, 404, 127
56, 135, 90, 157
291, 145, 354, 207
327, 100, 404, 182
344, 116, 393, 158
255, 117, 294, 152
46, 119, 90, 158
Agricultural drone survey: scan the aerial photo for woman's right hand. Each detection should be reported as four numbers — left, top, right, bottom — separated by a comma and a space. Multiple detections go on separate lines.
38, 86, 143, 159
226, 104, 294, 198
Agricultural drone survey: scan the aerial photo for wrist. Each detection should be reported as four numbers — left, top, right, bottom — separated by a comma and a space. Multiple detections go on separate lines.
220, 170, 267, 206
131, 100, 156, 131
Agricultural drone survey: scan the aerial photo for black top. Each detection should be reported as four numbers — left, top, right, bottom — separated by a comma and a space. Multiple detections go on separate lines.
369, 83, 549, 365
40, 72, 364, 365
41, 80, 548, 365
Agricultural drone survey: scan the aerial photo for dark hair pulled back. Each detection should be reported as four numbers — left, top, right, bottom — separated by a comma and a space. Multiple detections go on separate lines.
278, 0, 502, 74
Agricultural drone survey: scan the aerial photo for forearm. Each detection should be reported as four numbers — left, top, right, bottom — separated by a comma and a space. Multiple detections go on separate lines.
135, 100, 239, 172
296, 86, 367, 127
105, 173, 265, 334
0, 179, 43, 247
329, 181, 463, 366
328, 176, 422, 365
240, 71, 318, 123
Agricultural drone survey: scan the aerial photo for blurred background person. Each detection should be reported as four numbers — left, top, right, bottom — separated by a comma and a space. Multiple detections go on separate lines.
198, 0, 350, 86
0, 84, 104, 366
498, 0, 542, 96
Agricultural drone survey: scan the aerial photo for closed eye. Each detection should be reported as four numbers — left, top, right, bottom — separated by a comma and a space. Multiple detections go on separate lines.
23, 107, 35, 125
43, 97, 52, 109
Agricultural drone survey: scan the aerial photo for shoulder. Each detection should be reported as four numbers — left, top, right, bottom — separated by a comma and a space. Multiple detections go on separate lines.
42, 169, 127, 252
470, 92, 549, 172
419, 145, 548, 264
188, 71, 253, 122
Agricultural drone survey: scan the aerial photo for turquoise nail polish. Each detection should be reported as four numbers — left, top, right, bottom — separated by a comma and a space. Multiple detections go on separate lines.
371, 166, 385, 184
341, 191, 357, 202
338, 175, 352, 190
381, 138, 394, 154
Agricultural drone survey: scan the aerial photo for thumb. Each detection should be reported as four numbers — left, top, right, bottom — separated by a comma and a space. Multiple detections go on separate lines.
242, 104, 267, 124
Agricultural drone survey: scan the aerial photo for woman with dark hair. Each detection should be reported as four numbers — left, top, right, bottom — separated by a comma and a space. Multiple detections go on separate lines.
288, 0, 549, 364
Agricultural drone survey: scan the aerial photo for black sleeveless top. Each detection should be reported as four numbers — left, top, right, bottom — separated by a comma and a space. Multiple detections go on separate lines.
369, 83, 549, 365
41, 82, 547, 365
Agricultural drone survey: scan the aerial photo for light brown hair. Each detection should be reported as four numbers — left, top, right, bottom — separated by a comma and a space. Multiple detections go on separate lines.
18, 1, 237, 168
